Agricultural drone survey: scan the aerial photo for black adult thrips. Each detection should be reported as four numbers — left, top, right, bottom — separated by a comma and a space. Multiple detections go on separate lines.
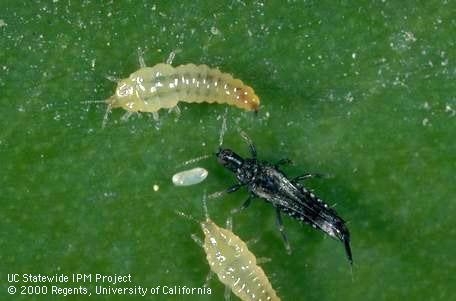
216, 136, 353, 265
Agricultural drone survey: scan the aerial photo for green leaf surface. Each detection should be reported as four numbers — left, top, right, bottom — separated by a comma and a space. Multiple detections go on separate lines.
1, 1, 455, 300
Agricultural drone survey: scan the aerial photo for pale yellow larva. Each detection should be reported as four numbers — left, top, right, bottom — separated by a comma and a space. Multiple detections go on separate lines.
182, 197, 281, 301
201, 219, 281, 301
105, 63, 260, 119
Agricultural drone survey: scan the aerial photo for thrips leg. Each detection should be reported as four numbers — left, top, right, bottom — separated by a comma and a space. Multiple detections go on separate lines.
230, 194, 253, 215
208, 183, 245, 200
191, 234, 203, 247
226, 183, 244, 193
275, 207, 292, 254
292, 173, 325, 183
275, 158, 293, 167
343, 235, 354, 266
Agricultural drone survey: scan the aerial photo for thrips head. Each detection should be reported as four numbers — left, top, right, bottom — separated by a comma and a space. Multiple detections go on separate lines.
216, 148, 244, 172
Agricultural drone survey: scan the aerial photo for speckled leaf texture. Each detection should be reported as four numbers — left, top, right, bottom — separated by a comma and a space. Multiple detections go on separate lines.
1, 1, 454, 300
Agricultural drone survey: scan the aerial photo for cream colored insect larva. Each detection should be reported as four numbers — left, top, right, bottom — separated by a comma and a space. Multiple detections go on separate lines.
180, 196, 281, 301
104, 60, 260, 124
172, 167, 208, 186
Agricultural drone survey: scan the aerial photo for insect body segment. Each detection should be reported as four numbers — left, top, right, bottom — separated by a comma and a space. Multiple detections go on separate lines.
216, 138, 353, 265
186, 197, 281, 301
106, 63, 260, 116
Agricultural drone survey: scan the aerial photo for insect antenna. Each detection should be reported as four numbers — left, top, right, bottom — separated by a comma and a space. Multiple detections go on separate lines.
102, 103, 112, 129
174, 209, 199, 225
238, 129, 252, 146
80, 100, 106, 104
175, 210, 205, 248
218, 107, 229, 147
201, 191, 210, 220
80, 98, 112, 128
237, 128, 257, 157
175, 154, 211, 168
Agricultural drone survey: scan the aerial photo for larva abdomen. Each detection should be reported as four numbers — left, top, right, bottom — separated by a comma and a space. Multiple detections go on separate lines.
202, 220, 281, 301
106, 63, 260, 115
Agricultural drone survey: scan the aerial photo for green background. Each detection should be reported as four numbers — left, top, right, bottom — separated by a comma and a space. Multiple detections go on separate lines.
1, 1, 455, 300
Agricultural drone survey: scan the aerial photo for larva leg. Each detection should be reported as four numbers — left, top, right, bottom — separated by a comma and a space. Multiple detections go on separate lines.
230, 194, 253, 215
239, 130, 257, 158
121, 111, 133, 122
204, 271, 214, 288
137, 48, 146, 68
101, 104, 112, 129
225, 216, 233, 231
257, 257, 272, 264
174, 104, 181, 116
165, 49, 181, 65
192, 233, 214, 289
105, 74, 120, 83
166, 51, 176, 65
168, 105, 181, 118
152, 111, 159, 121
191, 233, 203, 247
224, 285, 231, 301
275, 207, 292, 254
246, 237, 260, 246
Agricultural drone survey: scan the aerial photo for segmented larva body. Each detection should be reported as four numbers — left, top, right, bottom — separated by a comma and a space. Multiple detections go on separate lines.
107, 63, 260, 113
201, 219, 281, 301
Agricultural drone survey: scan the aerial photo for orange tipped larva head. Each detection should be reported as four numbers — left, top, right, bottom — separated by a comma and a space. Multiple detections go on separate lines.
248, 93, 260, 111
238, 86, 260, 111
